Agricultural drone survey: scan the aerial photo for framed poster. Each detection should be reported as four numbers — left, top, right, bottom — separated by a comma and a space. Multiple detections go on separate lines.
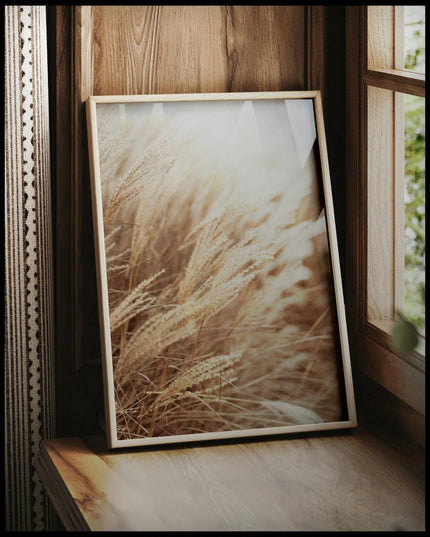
86, 91, 357, 448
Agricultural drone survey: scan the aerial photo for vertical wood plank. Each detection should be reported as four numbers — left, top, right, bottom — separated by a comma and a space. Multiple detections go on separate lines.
307, 6, 326, 101
345, 6, 367, 334
217, 5, 305, 92
321, 7, 346, 272
393, 7, 405, 314
154, 6, 229, 93
49, 6, 104, 437
367, 86, 395, 321
47, 5, 74, 436
91, 6, 163, 95
366, 6, 403, 322
72, 6, 101, 373
393, 6, 404, 70
367, 6, 395, 71
394, 93, 405, 313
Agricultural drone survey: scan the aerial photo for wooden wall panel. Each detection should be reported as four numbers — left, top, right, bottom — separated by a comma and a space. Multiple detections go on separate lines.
50, 5, 322, 437
86, 6, 306, 96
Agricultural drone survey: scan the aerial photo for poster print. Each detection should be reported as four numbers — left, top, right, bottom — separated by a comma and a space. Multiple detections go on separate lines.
86, 91, 356, 448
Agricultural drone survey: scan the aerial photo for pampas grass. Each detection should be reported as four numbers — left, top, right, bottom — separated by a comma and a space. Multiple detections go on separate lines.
97, 101, 345, 440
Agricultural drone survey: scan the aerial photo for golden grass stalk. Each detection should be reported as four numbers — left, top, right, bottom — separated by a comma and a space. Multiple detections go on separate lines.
104, 138, 173, 222
147, 350, 242, 412
96, 103, 345, 440
109, 269, 164, 332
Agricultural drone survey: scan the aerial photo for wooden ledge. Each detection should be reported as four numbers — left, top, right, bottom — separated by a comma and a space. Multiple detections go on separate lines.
35, 429, 425, 532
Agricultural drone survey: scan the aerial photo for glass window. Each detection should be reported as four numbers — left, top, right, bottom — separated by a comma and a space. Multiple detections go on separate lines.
404, 93, 425, 332
366, 6, 425, 352
404, 5, 425, 74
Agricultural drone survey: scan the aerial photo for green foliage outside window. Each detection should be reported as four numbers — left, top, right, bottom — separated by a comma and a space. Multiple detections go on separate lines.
403, 13, 425, 333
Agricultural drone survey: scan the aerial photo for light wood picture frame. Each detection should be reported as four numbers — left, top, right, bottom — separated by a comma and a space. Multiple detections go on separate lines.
86, 91, 357, 449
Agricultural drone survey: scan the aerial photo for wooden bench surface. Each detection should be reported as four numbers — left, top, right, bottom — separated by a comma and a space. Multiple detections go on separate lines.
35, 429, 425, 531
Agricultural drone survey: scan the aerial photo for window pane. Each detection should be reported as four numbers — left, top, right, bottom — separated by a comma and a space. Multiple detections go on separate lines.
404, 5, 425, 74
404, 93, 425, 331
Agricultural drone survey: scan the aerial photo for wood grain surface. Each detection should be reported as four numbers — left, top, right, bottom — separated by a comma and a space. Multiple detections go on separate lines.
88, 6, 306, 96
367, 85, 395, 321
36, 431, 425, 532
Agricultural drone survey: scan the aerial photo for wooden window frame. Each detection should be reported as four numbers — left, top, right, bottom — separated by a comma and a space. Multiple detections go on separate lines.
345, 6, 425, 416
